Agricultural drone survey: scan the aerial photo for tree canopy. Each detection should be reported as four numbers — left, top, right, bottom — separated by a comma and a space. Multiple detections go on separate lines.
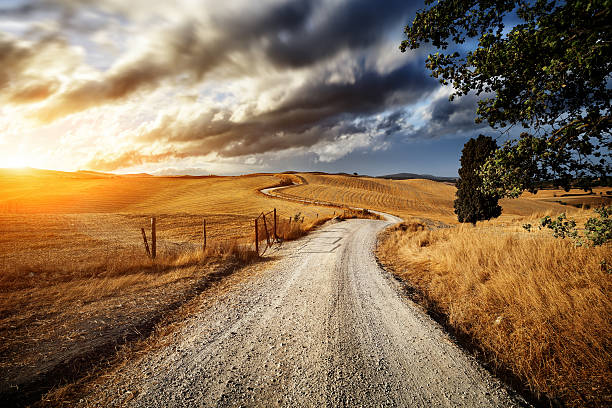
401, 0, 611, 197
454, 135, 502, 224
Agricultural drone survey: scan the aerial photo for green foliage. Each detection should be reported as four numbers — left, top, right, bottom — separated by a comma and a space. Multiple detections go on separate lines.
538, 206, 611, 246
402, 1, 612, 196
454, 135, 502, 224
539, 213, 578, 239
584, 206, 612, 246
522, 223, 532, 232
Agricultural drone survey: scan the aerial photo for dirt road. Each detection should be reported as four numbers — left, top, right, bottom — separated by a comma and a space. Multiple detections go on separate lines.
81, 199, 526, 407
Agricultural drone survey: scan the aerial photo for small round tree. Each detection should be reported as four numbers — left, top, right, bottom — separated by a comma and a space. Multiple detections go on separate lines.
454, 135, 502, 225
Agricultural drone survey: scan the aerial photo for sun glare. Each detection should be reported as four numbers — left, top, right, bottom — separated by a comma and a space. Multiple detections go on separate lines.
2, 154, 32, 169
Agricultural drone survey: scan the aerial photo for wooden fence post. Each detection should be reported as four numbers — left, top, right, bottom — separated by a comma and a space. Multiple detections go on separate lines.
202, 219, 206, 252
255, 218, 259, 256
273, 208, 277, 241
151, 217, 156, 259
141, 228, 151, 257
262, 213, 270, 247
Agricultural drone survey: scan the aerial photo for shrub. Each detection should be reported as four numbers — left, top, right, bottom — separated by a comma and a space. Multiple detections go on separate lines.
584, 206, 612, 246
539, 213, 578, 239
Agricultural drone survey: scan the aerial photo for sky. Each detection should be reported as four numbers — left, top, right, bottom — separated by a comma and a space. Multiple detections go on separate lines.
0, 0, 500, 177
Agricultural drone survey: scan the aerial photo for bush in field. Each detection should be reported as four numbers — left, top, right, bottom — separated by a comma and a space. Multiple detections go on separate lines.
584, 206, 612, 246
540, 213, 578, 239
540, 206, 612, 246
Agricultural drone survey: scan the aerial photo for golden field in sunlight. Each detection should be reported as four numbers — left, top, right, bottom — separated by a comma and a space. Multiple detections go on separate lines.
0, 168, 338, 405
377, 210, 612, 407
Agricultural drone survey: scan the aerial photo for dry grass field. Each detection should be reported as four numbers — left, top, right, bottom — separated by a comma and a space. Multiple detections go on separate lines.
0, 168, 338, 405
377, 209, 612, 407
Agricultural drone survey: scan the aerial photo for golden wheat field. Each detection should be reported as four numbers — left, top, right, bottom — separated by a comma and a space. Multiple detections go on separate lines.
276, 172, 598, 224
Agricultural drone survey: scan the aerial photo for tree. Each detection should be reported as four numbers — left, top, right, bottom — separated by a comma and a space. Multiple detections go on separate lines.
401, 1, 611, 198
454, 135, 502, 224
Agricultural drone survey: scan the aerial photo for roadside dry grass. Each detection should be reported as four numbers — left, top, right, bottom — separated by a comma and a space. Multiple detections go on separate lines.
32, 247, 276, 408
273, 208, 382, 241
377, 209, 611, 407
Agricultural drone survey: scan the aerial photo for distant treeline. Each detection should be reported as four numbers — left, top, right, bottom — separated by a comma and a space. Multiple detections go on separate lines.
377, 173, 458, 183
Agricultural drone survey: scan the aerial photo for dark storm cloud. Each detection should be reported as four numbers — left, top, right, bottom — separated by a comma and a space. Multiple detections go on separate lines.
32, 0, 318, 121
24, 0, 427, 123
264, 0, 417, 68
376, 109, 407, 137
4, 0, 449, 170
86, 59, 436, 170
407, 93, 488, 139
106, 61, 438, 167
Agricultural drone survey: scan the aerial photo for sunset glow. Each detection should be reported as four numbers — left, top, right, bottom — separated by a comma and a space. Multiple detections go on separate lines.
0, 151, 36, 169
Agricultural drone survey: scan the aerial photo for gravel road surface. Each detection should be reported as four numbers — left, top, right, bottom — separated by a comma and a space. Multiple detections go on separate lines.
81, 204, 527, 407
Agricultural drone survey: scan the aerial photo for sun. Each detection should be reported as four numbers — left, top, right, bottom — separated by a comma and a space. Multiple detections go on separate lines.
2, 153, 32, 169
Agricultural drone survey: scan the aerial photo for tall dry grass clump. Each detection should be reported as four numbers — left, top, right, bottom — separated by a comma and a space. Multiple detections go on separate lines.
274, 208, 382, 241
0, 239, 257, 294
0, 236, 259, 406
378, 220, 611, 407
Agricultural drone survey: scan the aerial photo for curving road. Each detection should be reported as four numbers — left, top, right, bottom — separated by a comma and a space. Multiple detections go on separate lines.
82, 188, 527, 407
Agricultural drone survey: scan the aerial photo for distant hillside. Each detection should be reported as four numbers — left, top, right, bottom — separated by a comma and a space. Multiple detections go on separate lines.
378, 173, 458, 183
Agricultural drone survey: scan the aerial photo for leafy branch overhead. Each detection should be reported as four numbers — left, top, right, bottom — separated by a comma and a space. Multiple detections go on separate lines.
402, 0, 611, 197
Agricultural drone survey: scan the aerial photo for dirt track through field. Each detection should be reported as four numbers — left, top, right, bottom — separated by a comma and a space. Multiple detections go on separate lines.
81, 189, 527, 407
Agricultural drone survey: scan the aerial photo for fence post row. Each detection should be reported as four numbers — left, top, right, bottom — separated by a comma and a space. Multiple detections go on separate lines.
151, 217, 157, 259
143, 210, 280, 260
141, 228, 151, 257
